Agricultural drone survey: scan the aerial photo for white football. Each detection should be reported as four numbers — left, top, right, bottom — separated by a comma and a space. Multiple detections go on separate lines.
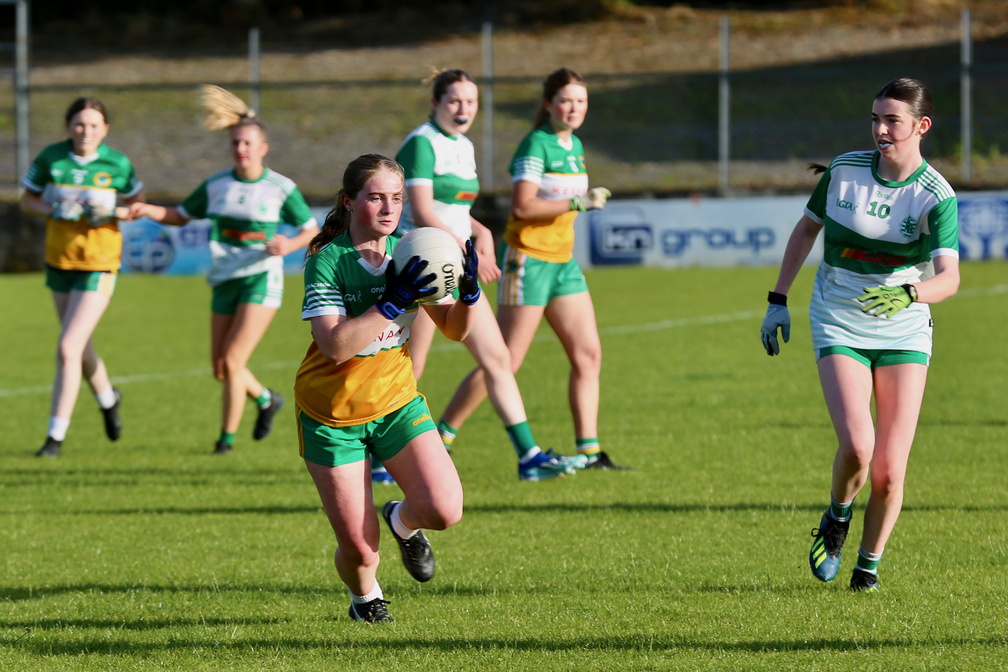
391, 228, 464, 303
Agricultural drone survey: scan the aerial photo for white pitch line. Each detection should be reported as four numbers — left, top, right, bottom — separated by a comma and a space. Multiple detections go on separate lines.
2, 284, 1004, 398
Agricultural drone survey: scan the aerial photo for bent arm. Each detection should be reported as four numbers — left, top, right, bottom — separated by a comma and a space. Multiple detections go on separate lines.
422, 300, 474, 343
310, 309, 398, 366
510, 180, 572, 221
772, 214, 823, 296
19, 190, 52, 218
127, 202, 189, 227
913, 254, 960, 304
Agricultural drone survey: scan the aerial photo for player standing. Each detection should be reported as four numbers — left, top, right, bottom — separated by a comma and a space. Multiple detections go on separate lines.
129, 86, 318, 454
760, 78, 960, 591
443, 67, 625, 470
294, 154, 479, 622
20, 97, 145, 457
392, 68, 579, 482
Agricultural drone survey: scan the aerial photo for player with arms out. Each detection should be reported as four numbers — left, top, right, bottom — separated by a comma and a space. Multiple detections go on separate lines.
760, 78, 960, 592
443, 67, 625, 471
393, 68, 578, 483
295, 154, 480, 623
129, 86, 318, 454
20, 97, 144, 457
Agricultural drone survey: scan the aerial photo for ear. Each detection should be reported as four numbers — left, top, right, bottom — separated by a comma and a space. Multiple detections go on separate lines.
917, 116, 932, 136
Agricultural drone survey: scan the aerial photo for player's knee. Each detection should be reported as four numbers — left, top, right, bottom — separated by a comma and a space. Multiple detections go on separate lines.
414, 492, 463, 531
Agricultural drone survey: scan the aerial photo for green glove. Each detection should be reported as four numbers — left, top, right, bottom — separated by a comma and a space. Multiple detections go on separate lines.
857, 285, 915, 318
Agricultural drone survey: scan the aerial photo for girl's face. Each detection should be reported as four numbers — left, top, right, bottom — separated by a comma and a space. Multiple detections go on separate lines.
432, 80, 479, 137
545, 83, 588, 133
68, 108, 109, 156
345, 169, 405, 239
230, 124, 269, 172
871, 97, 929, 163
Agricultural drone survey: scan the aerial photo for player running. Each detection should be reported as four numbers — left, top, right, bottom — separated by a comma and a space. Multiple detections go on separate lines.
129, 86, 318, 454
295, 154, 479, 623
20, 97, 145, 457
761, 78, 960, 592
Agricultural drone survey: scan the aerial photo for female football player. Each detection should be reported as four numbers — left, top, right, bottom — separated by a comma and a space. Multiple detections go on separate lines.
129, 86, 318, 454
294, 153, 479, 622
20, 97, 145, 457
393, 68, 578, 483
760, 78, 960, 591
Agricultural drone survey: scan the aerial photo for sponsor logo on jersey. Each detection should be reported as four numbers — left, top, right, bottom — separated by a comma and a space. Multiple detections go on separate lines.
454, 191, 478, 203
836, 198, 856, 212
899, 216, 918, 238
840, 247, 907, 265
93, 172, 113, 188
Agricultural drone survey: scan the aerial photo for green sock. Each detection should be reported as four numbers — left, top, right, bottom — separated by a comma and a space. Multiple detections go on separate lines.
829, 495, 854, 522
576, 437, 600, 456
218, 430, 236, 446
855, 547, 883, 575
438, 420, 458, 452
505, 421, 538, 459
255, 389, 272, 409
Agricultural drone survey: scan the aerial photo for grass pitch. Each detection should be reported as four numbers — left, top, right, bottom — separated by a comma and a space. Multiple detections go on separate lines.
1, 262, 1006, 671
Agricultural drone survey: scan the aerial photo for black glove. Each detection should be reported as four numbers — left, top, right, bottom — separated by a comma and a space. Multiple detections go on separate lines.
376, 256, 437, 320
459, 240, 481, 306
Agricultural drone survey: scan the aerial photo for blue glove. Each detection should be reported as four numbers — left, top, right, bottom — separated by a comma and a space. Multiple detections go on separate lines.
458, 240, 481, 306
761, 292, 791, 356
376, 256, 437, 320
857, 285, 915, 318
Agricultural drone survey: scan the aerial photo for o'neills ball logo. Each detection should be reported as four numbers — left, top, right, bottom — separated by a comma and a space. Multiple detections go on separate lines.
442, 263, 458, 292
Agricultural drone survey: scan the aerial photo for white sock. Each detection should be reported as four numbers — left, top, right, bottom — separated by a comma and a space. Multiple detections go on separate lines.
518, 447, 542, 465
48, 417, 70, 442
390, 502, 419, 539
96, 386, 117, 409
350, 582, 383, 604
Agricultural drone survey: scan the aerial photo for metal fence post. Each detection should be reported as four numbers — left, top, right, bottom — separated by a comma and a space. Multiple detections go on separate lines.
718, 15, 730, 194
961, 7, 972, 184
249, 26, 261, 114
481, 20, 495, 192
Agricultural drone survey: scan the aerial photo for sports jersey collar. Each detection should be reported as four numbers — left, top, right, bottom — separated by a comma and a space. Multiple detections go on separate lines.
65, 139, 105, 165
870, 150, 929, 188
429, 120, 460, 140
231, 166, 271, 184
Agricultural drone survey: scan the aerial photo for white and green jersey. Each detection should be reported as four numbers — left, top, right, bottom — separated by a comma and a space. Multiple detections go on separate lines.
179, 167, 317, 286
503, 125, 589, 262
295, 232, 420, 426
396, 121, 479, 239
804, 150, 959, 354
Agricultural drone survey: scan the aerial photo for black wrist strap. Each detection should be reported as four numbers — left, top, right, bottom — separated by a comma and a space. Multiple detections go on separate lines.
901, 284, 918, 302
767, 291, 788, 306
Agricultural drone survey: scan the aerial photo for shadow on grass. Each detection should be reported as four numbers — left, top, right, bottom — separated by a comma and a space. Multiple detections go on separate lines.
5, 631, 1006, 658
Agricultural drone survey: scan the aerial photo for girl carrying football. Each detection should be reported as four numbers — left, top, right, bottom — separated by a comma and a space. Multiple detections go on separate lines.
294, 153, 480, 623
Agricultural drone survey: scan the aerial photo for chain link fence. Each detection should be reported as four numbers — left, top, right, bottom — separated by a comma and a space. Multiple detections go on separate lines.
3, 14, 1007, 204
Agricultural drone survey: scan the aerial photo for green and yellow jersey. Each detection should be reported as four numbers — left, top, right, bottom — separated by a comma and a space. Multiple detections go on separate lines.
22, 140, 143, 272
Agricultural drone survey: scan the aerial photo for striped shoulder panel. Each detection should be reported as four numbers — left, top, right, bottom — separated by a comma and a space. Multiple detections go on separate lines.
829, 150, 875, 170
917, 165, 955, 202
263, 169, 297, 195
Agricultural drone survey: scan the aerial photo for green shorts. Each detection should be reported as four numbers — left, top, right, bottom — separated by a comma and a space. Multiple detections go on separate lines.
817, 345, 930, 368
497, 244, 588, 307
297, 395, 437, 467
211, 269, 283, 315
45, 265, 117, 296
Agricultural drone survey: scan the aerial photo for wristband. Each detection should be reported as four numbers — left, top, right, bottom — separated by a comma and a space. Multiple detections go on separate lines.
767, 291, 788, 306
901, 284, 917, 303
